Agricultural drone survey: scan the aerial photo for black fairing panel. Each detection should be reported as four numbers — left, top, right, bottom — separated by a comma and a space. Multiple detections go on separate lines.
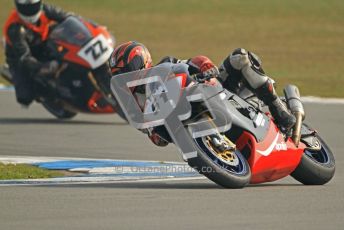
56, 64, 94, 111
223, 90, 270, 142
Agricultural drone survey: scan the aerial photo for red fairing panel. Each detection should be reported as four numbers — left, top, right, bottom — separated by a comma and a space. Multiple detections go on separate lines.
175, 73, 188, 89
82, 19, 113, 43
236, 120, 306, 184
87, 91, 115, 113
55, 41, 91, 68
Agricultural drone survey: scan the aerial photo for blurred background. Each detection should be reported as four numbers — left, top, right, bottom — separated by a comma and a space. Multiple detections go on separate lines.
1, 0, 343, 97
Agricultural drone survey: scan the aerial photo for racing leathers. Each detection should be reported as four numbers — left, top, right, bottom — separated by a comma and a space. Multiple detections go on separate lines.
3, 4, 72, 106
149, 49, 296, 146
218, 48, 296, 130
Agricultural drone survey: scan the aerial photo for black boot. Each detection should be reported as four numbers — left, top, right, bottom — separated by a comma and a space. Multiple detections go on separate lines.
255, 80, 296, 130
268, 97, 296, 130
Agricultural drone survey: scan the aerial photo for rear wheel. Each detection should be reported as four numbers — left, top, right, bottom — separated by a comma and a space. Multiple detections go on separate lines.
42, 100, 77, 119
187, 135, 251, 188
291, 128, 335, 185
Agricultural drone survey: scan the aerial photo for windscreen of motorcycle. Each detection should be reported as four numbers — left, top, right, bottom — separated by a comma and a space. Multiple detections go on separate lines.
49, 17, 92, 46
49, 17, 113, 69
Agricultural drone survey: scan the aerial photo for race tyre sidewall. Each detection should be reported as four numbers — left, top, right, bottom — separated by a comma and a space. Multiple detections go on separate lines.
42, 100, 77, 119
291, 129, 335, 185
187, 137, 251, 189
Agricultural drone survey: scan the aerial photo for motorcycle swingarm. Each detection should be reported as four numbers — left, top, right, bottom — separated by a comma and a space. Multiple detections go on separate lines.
300, 126, 321, 151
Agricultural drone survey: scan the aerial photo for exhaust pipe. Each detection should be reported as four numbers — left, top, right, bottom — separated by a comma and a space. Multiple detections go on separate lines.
283, 85, 305, 146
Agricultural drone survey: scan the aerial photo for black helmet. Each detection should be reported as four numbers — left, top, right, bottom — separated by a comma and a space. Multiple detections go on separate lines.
109, 41, 152, 75
15, 0, 42, 24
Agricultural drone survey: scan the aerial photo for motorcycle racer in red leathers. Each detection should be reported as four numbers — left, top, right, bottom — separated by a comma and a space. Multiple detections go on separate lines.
3, 0, 72, 106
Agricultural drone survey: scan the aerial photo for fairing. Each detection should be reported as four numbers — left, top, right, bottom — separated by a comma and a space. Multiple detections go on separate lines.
45, 17, 115, 113
48, 16, 114, 69
49, 17, 92, 46
236, 121, 305, 184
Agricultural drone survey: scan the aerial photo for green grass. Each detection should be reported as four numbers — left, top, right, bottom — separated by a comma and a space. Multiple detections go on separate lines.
1, 0, 344, 96
0, 78, 8, 85
0, 163, 64, 180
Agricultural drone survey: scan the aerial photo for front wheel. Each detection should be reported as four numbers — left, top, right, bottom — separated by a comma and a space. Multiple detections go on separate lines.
42, 100, 77, 119
291, 127, 335, 185
187, 135, 251, 188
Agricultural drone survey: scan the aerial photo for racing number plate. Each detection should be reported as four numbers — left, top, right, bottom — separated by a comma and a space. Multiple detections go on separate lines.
78, 34, 113, 69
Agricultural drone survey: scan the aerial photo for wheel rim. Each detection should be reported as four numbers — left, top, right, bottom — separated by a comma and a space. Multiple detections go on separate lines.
304, 139, 330, 165
196, 136, 248, 175
204, 136, 239, 166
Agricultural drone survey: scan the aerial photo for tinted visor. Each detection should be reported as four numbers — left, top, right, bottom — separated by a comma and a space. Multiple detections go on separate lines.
16, 2, 42, 17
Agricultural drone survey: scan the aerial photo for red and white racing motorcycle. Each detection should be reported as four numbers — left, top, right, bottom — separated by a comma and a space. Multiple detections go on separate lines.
111, 63, 335, 188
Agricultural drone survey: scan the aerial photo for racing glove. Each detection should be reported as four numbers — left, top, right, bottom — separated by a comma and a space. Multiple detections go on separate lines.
188, 56, 220, 82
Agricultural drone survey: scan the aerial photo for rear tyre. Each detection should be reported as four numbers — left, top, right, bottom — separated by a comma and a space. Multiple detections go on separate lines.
42, 100, 77, 119
291, 130, 335, 185
187, 136, 251, 188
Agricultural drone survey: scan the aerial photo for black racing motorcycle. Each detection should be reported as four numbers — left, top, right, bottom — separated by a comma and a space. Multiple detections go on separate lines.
1, 16, 117, 119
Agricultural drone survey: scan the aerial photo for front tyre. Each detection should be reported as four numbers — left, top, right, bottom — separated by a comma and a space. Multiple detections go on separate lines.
187, 136, 251, 188
291, 132, 335, 185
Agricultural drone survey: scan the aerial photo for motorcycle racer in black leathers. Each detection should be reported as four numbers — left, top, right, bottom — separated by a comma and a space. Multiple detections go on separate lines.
3, 0, 72, 106
110, 42, 296, 147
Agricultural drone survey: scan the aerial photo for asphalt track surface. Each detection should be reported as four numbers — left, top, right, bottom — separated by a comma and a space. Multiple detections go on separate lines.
0, 91, 343, 230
